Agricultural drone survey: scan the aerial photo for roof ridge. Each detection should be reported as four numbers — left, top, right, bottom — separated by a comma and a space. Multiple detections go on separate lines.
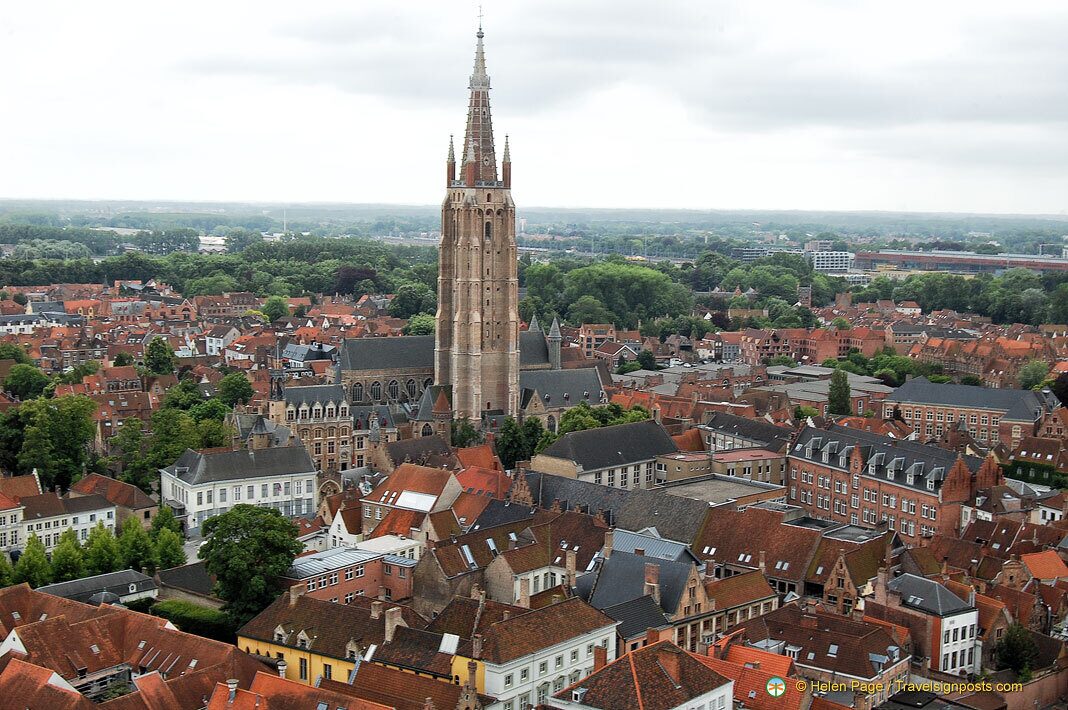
629, 652, 645, 710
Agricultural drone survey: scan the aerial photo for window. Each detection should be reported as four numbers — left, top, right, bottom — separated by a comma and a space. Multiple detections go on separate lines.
299, 658, 308, 680
539, 661, 548, 676
504, 673, 513, 688
247, 485, 255, 499
521, 668, 529, 682
555, 655, 563, 669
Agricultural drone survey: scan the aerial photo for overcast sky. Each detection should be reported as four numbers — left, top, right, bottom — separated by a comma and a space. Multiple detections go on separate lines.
3, 1, 1067, 214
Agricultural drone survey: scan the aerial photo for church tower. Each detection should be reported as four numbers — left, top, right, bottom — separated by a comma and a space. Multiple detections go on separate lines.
435, 27, 519, 420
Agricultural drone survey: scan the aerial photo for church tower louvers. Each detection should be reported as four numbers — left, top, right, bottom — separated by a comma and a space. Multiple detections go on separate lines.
434, 27, 520, 420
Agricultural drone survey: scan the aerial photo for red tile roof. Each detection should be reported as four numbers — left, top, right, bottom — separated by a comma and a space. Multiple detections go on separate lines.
1021, 550, 1068, 581
695, 654, 805, 710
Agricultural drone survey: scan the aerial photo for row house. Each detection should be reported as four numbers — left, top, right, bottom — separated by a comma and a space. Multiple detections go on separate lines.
789, 425, 1003, 540
883, 377, 1056, 448
268, 383, 353, 474
280, 546, 417, 603
530, 420, 679, 490
577, 323, 616, 358
19, 493, 117, 551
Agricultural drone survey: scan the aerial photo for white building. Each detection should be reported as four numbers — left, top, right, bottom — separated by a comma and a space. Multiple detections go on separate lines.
470, 598, 618, 710
808, 251, 855, 274
161, 445, 319, 533
19, 493, 116, 551
887, 574, 981, 676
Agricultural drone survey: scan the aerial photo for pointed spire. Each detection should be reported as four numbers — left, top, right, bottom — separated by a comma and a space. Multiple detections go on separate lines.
528, 313, 541, 333
462, 27, 496, 184
447, 134, 455, 163
548, 317, 562, 339
470, 26, 489, 91
503, 134, 510, 163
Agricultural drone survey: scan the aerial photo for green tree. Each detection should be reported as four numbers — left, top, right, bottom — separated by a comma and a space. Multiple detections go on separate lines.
14, 533, 52, 587
0, 343, 32, 364
200, 505, 303, 626
828, 368, 851, 416
831, 316, 851, 330
636, 349, 658, 371
0, 553, 12, 588
261, 295, 290, 322
84, 521, 122, 575
766, 355, 798, 367
154, 527, 187, 570
388, 283, 436, 319
994, 623, 1038, 678
118, 515, 158, 574
403, 313, 436, 335
450, 419, 481, 448
1018, 360, 1049, 390
113, 351, 135, 367
145, 336, 177, 375
960, 375, 983, 387
794, 405, 820, 421
151, 505, 182, 540
189, 399, 229, 422
495, 417, 526, 470
50, 528, 86, 582
146, 408, 199, 470
566, 295, 614, 326
1052, 371, 1068, 406
110, 418, 154, 493
3, 363, 50, 399
218, 373, 254, 407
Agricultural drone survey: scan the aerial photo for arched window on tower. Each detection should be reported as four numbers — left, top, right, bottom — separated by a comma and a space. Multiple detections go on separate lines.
370, 381, 382, 401
422, 423, 434, 437
352, 382, 363, 402
406, 379, 417, 399
547, 415, 557, 434
388, 380, 400, 400
485, 222, 492, 240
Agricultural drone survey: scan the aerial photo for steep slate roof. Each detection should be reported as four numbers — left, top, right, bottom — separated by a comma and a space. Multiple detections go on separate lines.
887, 377, 1053, 421
521, 471, 712, 545
156, 561, 216, 597
601, 594, 672, 640
888, 573, 972, 616
21, 492, 112, 521
282, 383, 346, 407
703, 412, 793, 451
555, 640, 730, 710
611, 528, 702, 564
581, 550, 695, 615
37, 569, 156, 604
519, 367, 605, 408
339, 331, 550, 371
539, 419, 678, 470
164, 446, 317, 484
425, 596, 528, 640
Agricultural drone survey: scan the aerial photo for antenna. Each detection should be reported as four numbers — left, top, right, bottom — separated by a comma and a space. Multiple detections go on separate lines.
478, 5, 484, 31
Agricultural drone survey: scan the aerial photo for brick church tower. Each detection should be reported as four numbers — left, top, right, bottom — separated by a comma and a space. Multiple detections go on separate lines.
434, 27, 519, 420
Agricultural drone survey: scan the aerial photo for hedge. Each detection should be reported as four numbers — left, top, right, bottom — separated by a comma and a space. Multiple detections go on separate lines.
150, 599, 236, 642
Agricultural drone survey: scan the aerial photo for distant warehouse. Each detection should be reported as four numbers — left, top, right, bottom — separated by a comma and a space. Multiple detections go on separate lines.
854, 249, 1068, 275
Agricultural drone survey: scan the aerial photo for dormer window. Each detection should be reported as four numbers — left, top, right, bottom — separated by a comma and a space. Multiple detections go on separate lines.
927, 479, 935, 491
906, 474, 914, 485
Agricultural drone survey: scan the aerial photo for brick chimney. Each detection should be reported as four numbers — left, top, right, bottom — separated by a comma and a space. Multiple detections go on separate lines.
874, 567, 888, 605
288, 583, 303, 607
384, 606, 404, 643
758, 550, 766, 574
371, 600, 383, 620
518, 577, 531, 608
603, 529, 614, 559
658, 645, 681, 685
593, 644, 607, 671
471, 634, 483, 660
646, 628, 663, 645
644, 562, 661, 605
565, 549, 577, 589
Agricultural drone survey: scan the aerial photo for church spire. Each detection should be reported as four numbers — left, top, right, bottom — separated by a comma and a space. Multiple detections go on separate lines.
446, 134, 455, 185
462, 27, 497, 184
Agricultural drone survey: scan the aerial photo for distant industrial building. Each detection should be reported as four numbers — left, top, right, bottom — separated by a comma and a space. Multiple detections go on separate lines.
854, 250, 1068, 274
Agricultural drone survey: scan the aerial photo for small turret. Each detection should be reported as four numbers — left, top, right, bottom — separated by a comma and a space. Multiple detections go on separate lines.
446, 135, 456, 185
502, 134, 511, 188
548, 317, 562, 370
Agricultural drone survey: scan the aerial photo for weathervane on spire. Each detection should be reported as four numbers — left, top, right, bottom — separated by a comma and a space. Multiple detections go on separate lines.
478, 4, 484, 31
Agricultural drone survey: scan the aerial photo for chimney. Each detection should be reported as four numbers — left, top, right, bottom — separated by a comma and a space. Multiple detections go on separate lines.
518, 577, 531, 608
875, 567, 888, 605
646, 628, 662, 646
384, 606, 404, 643
565, 549, 577, 588
423, 698, 436, 710
226, 678, 238, 703
472, 634, 483, 660
371, 600, 383, 619
941, 556, 949, 577
276, 659, 287, 678
603, 529, 614, 559
634, 548, 645, 557
758, 550, 766, 574
593, 644, 607, 672
644, 562, 661, 605
288, 583, 303, 607
502, 610, 510, 621
658, 646, 681, 685
467, 659, 479, 686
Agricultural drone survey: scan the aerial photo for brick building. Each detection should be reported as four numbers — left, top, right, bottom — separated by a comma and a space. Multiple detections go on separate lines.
281, 547, 416, 603
789, 425, 1003, 540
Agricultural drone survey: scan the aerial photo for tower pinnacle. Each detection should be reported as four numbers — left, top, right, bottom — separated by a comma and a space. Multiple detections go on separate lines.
462, 28, 496, 184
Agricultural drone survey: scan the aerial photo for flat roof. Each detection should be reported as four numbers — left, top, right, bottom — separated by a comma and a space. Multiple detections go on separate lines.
657, 474, 784, 505
712, 448, 783, 462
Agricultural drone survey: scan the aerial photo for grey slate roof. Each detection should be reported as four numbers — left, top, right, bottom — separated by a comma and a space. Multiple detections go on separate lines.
521, 471, 711, 545
519, 368, 605, 409
539, 419, 678, 471
283, 383, 347, 407
156, 560, 216, 597
470, 499, 542, 530
37, 569, 156, 604
163, 445, 317, 484
703, 412, 793, 451
600, 594, 672, 640
231, 414, 292, 448
339, 332, 552, 372
610, 529, 701, 565
793, 424, 982, 494
581, 550, 694, 616
887, 377, 1052, 421
888, 573, 972, 617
